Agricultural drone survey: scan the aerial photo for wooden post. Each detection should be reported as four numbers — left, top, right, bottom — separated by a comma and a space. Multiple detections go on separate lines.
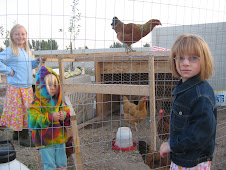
65, 96, 83, 170
149, 56, 157, 150
71, 116, 83, 170
95, 62, 103, 119
58, 57, 65, 100
58, 58, 83, 169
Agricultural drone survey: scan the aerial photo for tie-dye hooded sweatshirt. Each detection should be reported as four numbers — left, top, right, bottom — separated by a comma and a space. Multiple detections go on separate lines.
27, 66, 70, 148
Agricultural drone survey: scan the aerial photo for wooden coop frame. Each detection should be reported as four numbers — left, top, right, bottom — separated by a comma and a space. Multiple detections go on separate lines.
39, 48, 172, 169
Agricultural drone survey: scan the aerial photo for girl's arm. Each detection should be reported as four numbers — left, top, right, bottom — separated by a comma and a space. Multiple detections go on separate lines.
31, 58, 40, 69
31, 57, 45, 69
0, 50, 14, 76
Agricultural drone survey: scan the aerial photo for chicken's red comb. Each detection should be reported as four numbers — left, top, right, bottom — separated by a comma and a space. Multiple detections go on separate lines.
159, 109, 164, 119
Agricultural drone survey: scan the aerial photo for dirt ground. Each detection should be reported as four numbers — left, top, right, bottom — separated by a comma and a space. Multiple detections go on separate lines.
0, 81, 226, 169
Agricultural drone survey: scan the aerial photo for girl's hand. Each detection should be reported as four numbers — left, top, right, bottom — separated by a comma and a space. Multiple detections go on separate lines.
37, 57, 46, 62
59, 111, 65, 121
160, 142, 171, 158
11, 70, 15, 77
53, 112, 60, 121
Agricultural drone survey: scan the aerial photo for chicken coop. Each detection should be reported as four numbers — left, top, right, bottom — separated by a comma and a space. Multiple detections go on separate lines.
0, 0, 226, 170
33, 48, 175, 169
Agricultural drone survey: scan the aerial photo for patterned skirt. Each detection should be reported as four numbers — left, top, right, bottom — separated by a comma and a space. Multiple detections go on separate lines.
170, 161, 211, 170
0, 85, 34, 131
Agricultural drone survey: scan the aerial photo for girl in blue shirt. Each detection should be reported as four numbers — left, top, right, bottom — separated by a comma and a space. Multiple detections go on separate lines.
160, 34, 217, 169
0, 24, 42, 147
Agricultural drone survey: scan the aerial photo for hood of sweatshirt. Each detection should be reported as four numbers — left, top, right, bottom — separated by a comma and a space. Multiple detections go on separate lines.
35, 65, 62, 108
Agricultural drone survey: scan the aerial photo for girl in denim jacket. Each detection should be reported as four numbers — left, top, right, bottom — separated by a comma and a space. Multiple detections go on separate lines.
160, 34, 217, 169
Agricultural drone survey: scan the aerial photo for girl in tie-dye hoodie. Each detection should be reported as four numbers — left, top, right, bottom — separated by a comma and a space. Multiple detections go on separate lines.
27, 66, 70, 170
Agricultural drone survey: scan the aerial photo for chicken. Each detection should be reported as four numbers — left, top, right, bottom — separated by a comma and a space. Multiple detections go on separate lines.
123, 96, 147, 131
157, 109, 170, 141
138, 141, 171, 169
111, 17, 161, 52
65, 135, 74, 158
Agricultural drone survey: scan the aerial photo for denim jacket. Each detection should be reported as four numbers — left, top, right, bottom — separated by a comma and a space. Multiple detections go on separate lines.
170, 75, 217, 168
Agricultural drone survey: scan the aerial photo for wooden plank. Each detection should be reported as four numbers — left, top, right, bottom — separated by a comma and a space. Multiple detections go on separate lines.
64, 84, 149, 96
44, 56, 169, 62
99, 61, 170, 74
149, 56, 157, 151
65, 96, 83, 170
95, 62, 103, 118
39, 51, 170, 62
39, 50, 170, 58
33, 47, 151, 55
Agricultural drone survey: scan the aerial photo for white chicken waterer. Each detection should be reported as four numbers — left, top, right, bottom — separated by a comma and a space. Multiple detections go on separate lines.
112, 127, 137, 151
115, 127, 133, 148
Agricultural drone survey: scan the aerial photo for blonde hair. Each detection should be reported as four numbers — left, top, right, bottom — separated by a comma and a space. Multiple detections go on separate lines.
169, 34, 214, 81
44, 74, 59, 99
10, 24, 31, 56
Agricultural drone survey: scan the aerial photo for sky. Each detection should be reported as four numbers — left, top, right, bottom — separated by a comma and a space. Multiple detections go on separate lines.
0, 0, 226, 50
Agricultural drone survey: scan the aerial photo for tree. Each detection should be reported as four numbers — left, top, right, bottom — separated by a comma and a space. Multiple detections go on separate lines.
28, 40, 32, 49
0, 27, 9, 50
32, 40, 36, 49
143, 43, 150, 47
110, 42, 123, 48
59, 0, 81, 70
59, 0, 81, 51
29, 39, 59, 50
0, 26, 4, 51
49, 39, 58, 50
68, 0, 81, 45
0, 21, 17, 50
0, 26, 3, 37
3, 30, 9, 48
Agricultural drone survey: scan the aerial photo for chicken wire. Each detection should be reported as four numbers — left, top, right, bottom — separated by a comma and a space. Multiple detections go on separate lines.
0, 0, 226, 170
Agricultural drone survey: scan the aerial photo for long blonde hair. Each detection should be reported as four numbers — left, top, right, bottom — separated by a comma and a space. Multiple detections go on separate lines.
44, 74, 59, 99
10, 24, 31, 56
169, 34, 214, 81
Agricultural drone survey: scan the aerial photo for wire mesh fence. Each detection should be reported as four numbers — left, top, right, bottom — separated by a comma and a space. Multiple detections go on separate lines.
0, 0, 226, 170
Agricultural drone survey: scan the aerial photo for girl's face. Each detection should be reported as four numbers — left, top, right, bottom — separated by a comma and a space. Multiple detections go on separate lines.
47, 84, 58, 97
12, 27, 27, 48
175, 54, 201, 82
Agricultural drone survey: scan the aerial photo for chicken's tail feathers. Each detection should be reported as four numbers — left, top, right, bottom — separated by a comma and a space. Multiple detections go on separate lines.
138, 141, 150, 155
